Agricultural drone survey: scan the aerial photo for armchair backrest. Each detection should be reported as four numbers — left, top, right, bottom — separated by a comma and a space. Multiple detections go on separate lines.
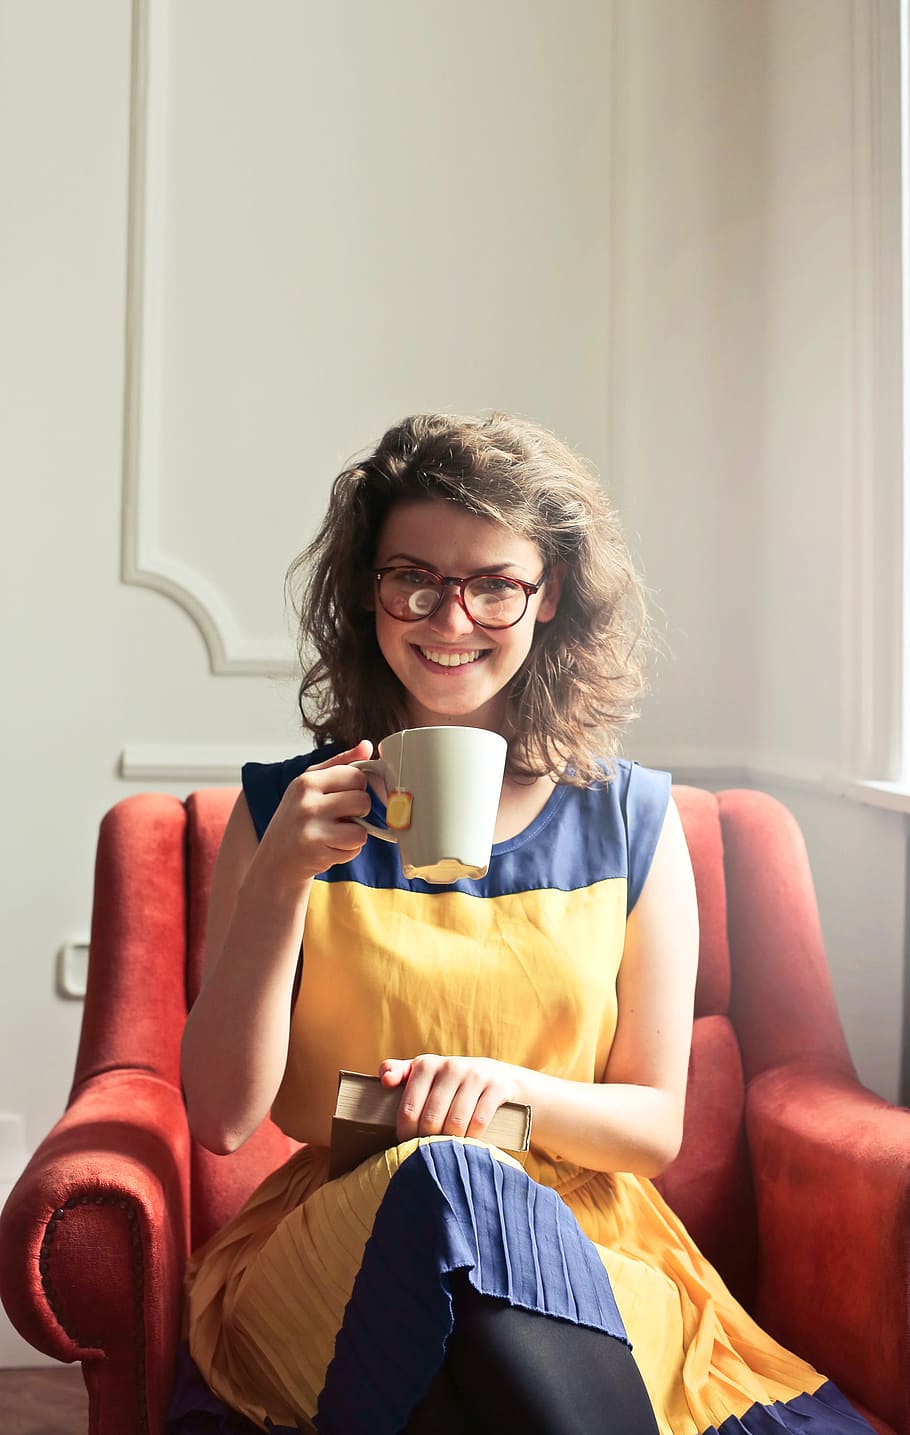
74, 784, 855, 1305
73, 791, 299, 1252
654, 786, 854, 1306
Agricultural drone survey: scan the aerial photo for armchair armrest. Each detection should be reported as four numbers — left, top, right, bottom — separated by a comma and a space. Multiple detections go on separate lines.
746, 1062, 910, 1434
0, 1067, 191, 1435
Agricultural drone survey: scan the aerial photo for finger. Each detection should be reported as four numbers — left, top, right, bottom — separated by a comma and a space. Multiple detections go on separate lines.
305, 767, 373, 795
415, 1069, 466, 1138
319, 822, 370, 854
378, 1059, 412, 1089
396, 1061, 440, 1140
442, 1076, 488, 1138
321, 844, 367, 869
464, 1084, 502, 1139
318, 788, 373, 820
308, 741, 373, 773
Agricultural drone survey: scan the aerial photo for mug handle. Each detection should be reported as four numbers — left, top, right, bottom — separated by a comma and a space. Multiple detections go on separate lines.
349, 759, 399, 845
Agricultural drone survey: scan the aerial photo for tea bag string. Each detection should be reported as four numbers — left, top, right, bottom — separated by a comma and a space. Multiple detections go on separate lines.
395, 730, 407, 792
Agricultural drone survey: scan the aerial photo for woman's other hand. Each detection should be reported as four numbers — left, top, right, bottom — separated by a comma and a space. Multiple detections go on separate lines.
379, 1054, 515, 1142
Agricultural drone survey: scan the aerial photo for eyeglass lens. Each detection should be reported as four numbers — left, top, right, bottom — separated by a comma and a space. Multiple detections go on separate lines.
378, 569, 528, 627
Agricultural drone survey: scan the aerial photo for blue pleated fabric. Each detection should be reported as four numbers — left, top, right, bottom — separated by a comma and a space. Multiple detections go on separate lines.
314, 1139, 629, 1434
167, 1346, 876, 1435
167, 1343, 297, 1434
712, 1382, 876, 1433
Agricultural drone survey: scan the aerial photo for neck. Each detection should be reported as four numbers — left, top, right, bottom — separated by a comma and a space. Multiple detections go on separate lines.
493, 767, 560, 842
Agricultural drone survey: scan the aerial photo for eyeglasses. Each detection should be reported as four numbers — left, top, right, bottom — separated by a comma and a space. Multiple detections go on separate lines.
374, 565, 545, 630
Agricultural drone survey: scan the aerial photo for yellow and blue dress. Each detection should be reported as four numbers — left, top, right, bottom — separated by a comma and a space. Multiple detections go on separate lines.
174, 750, 872, 1435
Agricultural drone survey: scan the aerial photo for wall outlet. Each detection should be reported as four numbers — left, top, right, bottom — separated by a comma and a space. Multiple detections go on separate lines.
56, 939, 90, 1000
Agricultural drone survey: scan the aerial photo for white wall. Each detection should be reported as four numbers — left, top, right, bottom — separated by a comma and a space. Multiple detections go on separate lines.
611, 0, 907, 1103
0, 0, 617, 1136
0, 0, 906, 1365
0, 0, 616, 1363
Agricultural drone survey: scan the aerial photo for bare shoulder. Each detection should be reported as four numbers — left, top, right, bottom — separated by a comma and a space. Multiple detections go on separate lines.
622, 793, 699, 1003
603, 797, 698, 1093
214, 790, 259, 878
631, 798, 695, 910
199, 792, 260, 986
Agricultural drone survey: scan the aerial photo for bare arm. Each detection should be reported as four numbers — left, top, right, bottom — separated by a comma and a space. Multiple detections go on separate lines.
181, 743, 373, 1154
382, 798, 699, 1177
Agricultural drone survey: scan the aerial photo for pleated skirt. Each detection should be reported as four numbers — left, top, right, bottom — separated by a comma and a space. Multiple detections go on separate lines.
175, 1137, 872, 1435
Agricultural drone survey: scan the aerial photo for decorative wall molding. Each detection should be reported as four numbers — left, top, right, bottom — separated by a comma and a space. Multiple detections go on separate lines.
119, 737, 910, 810
604, 0, 626, 526
635, 745, 910, 815
120, 0, 294, 676
843, 0, 904, 779
120, 743, 300, 782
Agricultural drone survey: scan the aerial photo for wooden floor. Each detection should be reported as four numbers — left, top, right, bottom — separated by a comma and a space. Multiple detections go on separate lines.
0, 1365, 88, 1435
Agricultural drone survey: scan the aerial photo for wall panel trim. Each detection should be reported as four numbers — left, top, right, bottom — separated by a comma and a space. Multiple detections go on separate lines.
120, 0, 293, 676
842, 0, 904, 778
120, 743, 300, 782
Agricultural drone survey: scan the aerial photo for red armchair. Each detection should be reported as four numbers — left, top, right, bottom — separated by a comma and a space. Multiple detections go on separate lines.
1, 786, 908, 1435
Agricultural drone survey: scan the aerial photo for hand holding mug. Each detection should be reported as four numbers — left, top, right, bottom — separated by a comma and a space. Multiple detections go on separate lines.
256, 741, 374, 886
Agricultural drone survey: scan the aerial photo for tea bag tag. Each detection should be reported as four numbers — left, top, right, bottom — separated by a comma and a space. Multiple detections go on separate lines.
386, 789, 413, 831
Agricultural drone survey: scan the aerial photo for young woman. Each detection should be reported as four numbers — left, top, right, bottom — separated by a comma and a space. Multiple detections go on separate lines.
171, 413, 873, 1435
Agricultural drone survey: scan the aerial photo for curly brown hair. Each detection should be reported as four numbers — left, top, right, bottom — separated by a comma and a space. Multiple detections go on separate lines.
286, 412, 654, 786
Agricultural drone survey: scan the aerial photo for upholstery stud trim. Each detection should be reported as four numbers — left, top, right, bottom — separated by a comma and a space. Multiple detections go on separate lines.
38, 1192, 150, 1435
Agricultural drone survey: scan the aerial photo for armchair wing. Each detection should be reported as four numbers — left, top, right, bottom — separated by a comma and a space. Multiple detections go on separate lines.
0, 1069, 190, 1435
0, 792, 192, 1435
747, 1063, 910, 1435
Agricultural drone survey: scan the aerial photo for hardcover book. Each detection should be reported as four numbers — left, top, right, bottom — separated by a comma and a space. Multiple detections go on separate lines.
329, 1070, 533, 1179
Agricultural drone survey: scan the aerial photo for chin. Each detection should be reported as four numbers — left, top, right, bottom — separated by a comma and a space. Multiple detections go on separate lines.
410, 695, 506, 730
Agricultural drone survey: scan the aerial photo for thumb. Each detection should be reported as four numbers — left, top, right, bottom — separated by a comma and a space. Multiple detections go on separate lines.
309, 739, 373, 772
379, 1058, 412, 1088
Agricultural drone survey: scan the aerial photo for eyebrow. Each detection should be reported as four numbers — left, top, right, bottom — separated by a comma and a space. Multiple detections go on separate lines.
382, 552, 526, 574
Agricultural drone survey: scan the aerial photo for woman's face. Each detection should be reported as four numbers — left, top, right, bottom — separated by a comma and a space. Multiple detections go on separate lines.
372, 498, 561, 733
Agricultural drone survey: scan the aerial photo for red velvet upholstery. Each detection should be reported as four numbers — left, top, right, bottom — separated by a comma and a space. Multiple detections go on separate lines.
1, 786, 908, 1435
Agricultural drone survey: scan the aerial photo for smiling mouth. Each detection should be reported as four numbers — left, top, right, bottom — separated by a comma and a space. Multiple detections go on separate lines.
415, 646, 490, 668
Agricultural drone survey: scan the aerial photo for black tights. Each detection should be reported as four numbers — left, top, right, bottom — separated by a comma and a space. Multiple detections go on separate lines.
404, 1272, 659, 1435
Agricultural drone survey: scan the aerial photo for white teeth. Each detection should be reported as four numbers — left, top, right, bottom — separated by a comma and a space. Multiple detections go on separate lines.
419, 648, 483, 667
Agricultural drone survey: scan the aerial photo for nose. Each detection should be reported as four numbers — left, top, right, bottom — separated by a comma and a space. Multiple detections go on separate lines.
428, 584, 476, 638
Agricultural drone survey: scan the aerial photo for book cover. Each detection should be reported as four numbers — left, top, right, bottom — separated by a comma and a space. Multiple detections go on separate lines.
329, 1070, 532, 1180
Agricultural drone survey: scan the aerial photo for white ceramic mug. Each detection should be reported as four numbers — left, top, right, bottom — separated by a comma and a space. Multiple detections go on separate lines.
351, 726, 507, 882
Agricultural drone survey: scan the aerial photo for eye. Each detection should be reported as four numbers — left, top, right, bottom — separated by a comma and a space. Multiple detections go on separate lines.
471, 575, 520, 595
396, 568, 439, 588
